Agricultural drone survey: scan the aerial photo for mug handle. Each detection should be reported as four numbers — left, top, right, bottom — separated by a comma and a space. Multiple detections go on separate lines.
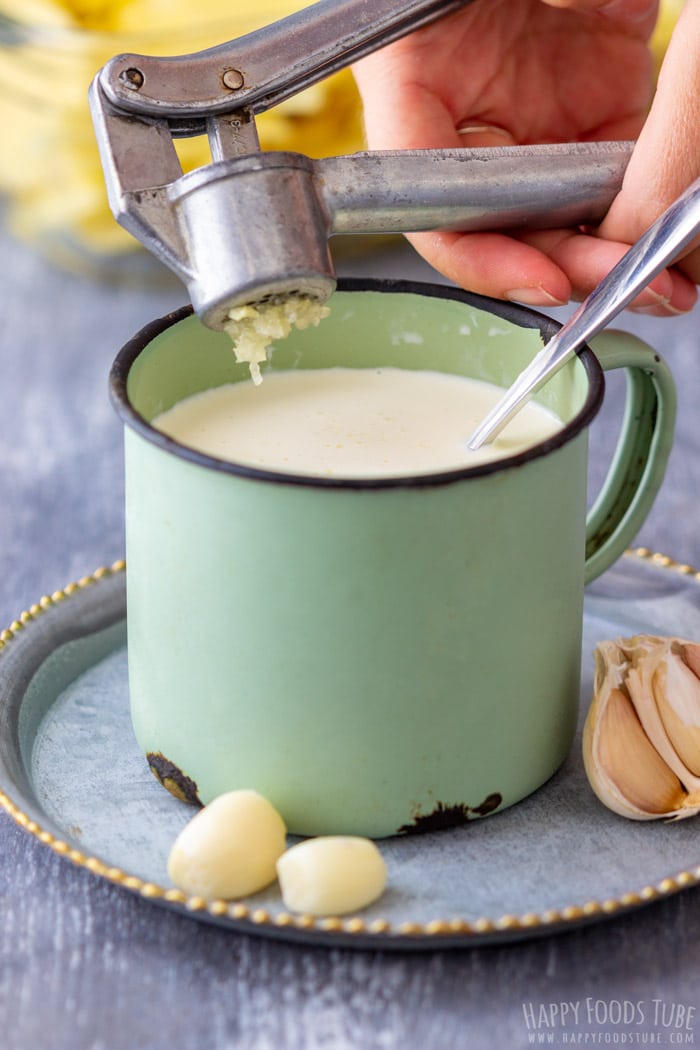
584, 330, 676, 585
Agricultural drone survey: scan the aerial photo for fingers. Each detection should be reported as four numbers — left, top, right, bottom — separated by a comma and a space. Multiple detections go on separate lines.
353, 50, 465, 150
521, 229, 698, 314
599, 1, 700, 283
406, 228, 698, 316
352, 0, 699, 310
405, 230, 572, 306
360, 88, 460, 150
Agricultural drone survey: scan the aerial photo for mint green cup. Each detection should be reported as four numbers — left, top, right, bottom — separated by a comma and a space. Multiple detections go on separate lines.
110, 279, 675, 837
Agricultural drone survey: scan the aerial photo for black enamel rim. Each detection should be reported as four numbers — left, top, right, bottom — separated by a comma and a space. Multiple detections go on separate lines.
109, 277, 605, 490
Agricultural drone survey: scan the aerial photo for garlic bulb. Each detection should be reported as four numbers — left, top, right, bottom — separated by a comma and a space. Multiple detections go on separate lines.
583, 635, 700, 820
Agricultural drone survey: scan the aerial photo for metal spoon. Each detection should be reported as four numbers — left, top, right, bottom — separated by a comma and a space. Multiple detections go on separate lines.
467, 175, 700, 450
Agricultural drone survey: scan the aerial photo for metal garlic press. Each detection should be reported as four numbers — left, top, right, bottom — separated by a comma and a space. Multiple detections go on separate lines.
89, 0, 634, 331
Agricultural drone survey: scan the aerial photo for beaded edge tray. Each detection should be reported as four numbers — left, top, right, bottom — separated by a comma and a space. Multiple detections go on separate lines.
0, 549, 699, 951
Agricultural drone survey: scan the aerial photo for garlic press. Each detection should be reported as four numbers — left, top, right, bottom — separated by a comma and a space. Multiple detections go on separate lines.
89, 0, 633, 330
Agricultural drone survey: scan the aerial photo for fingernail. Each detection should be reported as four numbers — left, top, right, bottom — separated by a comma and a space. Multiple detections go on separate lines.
596, 0, 654, 24
633, 302, 685, 316
506, 287, 568, 308
457, 123, 514, 140
632, 287, 685, 316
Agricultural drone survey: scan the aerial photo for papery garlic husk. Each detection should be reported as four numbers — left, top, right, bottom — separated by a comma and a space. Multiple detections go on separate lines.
583, 635, 700, 820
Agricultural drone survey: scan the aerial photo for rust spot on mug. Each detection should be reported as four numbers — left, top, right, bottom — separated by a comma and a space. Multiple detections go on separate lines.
147, 751, 203, 807
471, 792, 503, 817
397, 792, 503, 834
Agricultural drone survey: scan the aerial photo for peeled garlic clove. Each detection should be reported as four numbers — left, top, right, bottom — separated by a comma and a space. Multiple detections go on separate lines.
168, 789, 287, 900
276, 836, 387, 916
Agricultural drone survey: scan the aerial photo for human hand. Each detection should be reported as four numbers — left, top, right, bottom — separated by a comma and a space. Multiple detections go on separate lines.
353, 0, 699, 315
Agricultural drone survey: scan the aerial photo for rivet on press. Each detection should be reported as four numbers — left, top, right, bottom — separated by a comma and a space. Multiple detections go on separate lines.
119, 68, 144, 91
222, 68, 245, 90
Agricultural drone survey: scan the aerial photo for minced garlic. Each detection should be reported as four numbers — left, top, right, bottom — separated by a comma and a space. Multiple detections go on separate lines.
223, 297, 331, 385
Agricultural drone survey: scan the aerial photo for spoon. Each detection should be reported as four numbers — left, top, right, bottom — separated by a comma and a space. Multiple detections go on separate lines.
467, 175, 700, 450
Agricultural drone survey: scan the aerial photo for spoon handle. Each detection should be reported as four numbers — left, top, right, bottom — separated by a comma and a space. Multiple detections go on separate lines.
468, 175, 700, 450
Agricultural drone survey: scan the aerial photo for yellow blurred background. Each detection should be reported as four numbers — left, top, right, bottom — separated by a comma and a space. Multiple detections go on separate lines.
0, 0, 686, 270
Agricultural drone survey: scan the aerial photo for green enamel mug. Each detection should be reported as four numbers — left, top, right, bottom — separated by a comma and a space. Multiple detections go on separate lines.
111, 278, 675, 837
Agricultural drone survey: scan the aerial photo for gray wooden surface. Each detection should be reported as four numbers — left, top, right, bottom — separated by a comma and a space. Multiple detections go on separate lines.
1, 220, 700, 1050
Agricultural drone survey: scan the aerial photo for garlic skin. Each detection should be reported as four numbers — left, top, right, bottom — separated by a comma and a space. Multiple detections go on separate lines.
583, 636, 700, 821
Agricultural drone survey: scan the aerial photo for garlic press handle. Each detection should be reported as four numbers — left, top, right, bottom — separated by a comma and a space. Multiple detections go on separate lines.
99, 0, 471, 127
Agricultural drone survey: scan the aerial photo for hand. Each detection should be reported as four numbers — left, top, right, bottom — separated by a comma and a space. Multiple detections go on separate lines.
599, 0, 700, 291
353, 0, 699, 315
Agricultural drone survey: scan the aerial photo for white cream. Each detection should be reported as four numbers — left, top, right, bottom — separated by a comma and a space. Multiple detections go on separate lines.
153, 367, 562, 478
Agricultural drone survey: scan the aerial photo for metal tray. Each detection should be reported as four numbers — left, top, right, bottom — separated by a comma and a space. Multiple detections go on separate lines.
1, 550, 699, 950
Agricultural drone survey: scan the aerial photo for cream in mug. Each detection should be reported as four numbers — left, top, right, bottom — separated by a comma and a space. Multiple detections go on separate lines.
153, 367, 562, 478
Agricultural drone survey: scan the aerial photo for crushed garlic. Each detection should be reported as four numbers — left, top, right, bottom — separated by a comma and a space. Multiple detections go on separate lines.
223, 297, 330, 385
